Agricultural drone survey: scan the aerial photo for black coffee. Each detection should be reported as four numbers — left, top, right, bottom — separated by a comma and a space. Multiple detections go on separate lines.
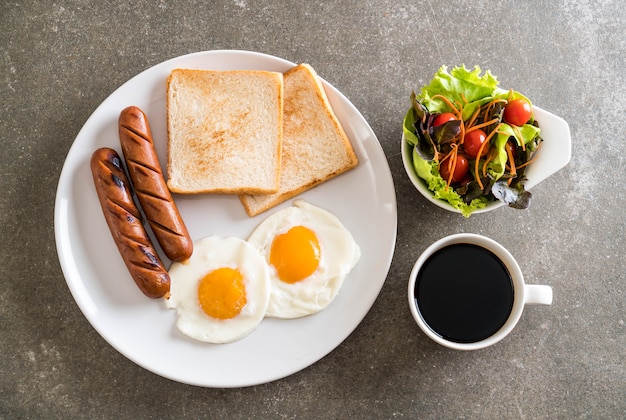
414, 243, 514, 343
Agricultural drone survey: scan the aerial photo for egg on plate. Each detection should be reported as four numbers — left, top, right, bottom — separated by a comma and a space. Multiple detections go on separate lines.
165, 236, 270, 343
247, 200, 361, 319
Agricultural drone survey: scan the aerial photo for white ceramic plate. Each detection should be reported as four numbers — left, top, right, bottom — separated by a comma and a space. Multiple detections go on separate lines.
402, 106, 571, 214
54, 50, 397, 387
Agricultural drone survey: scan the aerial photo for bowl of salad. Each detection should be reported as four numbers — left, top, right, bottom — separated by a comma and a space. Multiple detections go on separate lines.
402, 65, 571, 217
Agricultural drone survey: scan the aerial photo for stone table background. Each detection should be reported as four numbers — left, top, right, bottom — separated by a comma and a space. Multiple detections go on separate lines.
2, 1, 624, 418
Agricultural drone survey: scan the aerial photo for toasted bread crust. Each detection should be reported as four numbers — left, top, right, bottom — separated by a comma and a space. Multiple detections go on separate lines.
166, 69, 283, 195
240, 64, 358, 216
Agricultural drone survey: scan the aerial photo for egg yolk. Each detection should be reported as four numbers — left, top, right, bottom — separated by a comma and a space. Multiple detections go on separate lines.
197, 267, 247, 320
269, 225, 320, 283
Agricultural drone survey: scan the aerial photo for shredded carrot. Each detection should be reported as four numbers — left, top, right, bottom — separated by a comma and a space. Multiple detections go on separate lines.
484, 129, 514, 179
447, 150, 458, 187
515, 141, 543, 169
438, 144, 460, 187
482, 148, 497, 177
427, 91, 537, 194
466, 118, 500, 134
506, 142, 517, 179
487, 98, 507, 109
483, 98, 508, 122
483, 102, 494, 120
431, 94, 460, 114
440, 146, 456, 164
474, 123, 503, 190
466, 107, 481, 130
459, 118, 466, 144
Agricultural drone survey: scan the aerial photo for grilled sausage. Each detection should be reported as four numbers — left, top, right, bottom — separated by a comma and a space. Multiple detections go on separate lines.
118, 106, 193, 262
90, 147, 170, 299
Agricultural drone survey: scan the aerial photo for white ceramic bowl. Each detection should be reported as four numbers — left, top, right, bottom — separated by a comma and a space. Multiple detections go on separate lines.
401, 106, 572, 214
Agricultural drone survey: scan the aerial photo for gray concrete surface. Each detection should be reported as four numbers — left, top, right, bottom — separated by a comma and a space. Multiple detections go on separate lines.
2, 0, 624, 418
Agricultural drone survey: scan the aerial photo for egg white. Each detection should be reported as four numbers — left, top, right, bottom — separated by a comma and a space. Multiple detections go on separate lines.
165, 235, 270, 343
247, 200, 361, 318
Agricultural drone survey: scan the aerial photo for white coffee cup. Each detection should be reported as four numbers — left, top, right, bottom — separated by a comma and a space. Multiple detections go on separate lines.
407, 233, 553, 350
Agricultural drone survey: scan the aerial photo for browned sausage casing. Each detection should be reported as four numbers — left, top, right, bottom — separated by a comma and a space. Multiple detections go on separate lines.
118, 106, 193, 262
90, 147, 170, 299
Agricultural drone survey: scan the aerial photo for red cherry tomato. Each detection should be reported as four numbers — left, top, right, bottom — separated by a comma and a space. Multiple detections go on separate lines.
503, 99, 532, 126
463, 129, 488, 158
439, 155, 469, 183
433, 112, 458, 127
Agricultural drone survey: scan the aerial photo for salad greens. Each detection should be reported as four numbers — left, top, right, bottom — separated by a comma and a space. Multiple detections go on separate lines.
403, 65, 542, 217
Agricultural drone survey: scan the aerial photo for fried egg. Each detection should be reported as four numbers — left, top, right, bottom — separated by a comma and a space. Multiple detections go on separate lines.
247, 200, 360, 318
165, 236, 270, 343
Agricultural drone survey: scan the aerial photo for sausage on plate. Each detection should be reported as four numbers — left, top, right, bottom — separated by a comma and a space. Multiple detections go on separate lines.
118, 106, 193, 262
90, 147, 170, 299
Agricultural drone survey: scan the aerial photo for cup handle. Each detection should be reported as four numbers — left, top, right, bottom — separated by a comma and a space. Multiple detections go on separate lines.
524, 284, 553, 305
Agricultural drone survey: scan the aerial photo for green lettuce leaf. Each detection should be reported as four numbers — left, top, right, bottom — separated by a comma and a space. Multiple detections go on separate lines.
417, 65, 535, 122
418, 65, 500, 118
411, 148, 488, 217
487, 123, 541, 179
403, 107, 420, 146
403, 65, 542, 216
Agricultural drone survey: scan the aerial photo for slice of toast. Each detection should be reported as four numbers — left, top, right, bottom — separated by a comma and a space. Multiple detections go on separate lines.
239, 64, 359, 216
166, 69, 283, 194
